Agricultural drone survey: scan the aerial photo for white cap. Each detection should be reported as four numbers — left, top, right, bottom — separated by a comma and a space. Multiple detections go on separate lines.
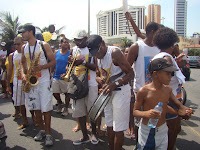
1, 42, 6, 47
73, 30, 87, 39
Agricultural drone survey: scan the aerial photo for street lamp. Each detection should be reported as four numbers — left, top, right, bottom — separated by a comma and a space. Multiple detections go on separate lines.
161, 17, 165, 25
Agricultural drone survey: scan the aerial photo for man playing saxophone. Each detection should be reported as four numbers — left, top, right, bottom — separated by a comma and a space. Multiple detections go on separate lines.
19, 24, 56, 146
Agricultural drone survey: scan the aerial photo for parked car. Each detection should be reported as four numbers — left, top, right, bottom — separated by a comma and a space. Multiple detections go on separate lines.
181, 57, 191, 81
188, 56, 200, 67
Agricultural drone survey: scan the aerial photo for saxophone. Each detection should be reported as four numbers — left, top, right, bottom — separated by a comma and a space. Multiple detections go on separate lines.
22, 47, 42, 93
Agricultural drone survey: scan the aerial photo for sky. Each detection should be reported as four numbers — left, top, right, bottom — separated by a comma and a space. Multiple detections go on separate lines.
0, 0, 199, 39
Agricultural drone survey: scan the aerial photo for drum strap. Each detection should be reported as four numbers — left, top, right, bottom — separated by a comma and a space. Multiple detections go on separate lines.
109, 72, 123, 82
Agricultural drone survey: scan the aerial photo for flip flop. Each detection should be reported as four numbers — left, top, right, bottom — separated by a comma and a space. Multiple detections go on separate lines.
72, 126, 80, 132
17, 124, 29, 130
125, 130, 131, 136
103, 124, 107, 130
130, 133, 136, 139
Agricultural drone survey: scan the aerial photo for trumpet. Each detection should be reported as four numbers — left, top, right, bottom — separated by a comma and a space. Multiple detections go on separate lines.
63, 50, 79, 82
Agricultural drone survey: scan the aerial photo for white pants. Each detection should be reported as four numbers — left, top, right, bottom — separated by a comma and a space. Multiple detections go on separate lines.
13, 81, 25, 106
104, 84, 131, 132
25, 81, 53, 112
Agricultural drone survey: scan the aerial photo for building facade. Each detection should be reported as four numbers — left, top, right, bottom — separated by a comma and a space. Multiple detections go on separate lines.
175, 0, 187, 37
147, 4, 161, 24
96, 5, 145, 42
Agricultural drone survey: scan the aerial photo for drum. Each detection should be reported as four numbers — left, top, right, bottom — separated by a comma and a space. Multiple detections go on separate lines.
89, 91, 112, 122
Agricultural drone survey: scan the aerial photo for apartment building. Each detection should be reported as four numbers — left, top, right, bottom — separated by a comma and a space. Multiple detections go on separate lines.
175, 0, 187, 37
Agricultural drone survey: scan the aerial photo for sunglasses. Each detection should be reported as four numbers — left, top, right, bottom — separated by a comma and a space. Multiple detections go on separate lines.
171, 71, 175, 76
14, 43, 21, 46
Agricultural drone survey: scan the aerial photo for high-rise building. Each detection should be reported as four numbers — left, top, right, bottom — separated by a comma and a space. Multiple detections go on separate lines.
175, 0, 187, 37
96, 5, 145, 40
147, 4, 161, 24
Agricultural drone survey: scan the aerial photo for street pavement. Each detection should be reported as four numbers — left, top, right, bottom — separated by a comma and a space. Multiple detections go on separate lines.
0, 68, 200, 150
0, 92, 136, 150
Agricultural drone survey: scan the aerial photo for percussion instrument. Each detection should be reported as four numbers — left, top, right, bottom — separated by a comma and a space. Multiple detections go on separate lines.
88, 91, 111, 122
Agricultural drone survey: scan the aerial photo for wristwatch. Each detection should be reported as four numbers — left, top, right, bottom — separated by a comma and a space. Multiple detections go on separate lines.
115, 81, 120, 86
82, 60, 86, 66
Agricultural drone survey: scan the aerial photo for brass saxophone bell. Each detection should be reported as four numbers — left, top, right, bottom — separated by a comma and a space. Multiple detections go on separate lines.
29, 75, 39, 86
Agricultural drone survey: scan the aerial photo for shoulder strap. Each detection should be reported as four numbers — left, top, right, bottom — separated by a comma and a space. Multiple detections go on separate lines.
12, 52, 14, 64
39, 41, 48, 62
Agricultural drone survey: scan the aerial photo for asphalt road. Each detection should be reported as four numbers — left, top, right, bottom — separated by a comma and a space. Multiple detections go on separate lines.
0, 68, 200, 150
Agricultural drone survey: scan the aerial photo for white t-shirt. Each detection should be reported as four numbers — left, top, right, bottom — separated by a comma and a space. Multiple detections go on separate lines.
72, 46, 97, 87
153, 52, 185, 96
97, 46, 124, 81
13, 50, 22, 86
133, 40, 160, 93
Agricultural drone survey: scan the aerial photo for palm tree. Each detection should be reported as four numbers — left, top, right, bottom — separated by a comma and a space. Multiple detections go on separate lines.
121, 37, 132, 50
0, 11, 20, 42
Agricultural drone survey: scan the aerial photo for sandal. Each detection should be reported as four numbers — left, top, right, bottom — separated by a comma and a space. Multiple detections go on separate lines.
103, 124, 107, 130
130, 133, 136, 139
72, 126, 80, 132
17, 124, 29, 130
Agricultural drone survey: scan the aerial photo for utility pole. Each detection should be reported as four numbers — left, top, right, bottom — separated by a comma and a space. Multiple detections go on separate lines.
88, 0, 90, 36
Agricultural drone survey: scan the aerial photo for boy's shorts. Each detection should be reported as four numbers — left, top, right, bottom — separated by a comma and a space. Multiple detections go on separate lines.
104, 84, 131, 132
25, 81, 53, 112
51, 78, 69, 93
72, 86, 98, 118
12, 81, 25, 106
138, 123, 168, 150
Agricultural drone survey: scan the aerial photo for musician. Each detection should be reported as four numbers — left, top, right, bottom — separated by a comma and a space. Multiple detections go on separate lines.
6, 37, 29, 130
52, 38, 70, 116
19, 24, 56, 146
87, 35, 134, 150
70, 30, 99, 145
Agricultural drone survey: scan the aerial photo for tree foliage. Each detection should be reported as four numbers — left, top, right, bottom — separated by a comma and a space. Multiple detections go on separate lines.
188, 48, 200, 56
0, 11, 20, 42
120, 37, 132, 50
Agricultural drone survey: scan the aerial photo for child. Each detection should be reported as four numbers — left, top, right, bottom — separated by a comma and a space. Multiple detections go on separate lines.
134, 58, 178, 150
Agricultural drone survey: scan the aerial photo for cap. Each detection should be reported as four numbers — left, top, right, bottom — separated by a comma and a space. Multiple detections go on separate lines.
73, 30, 87, 39
87, 34, 102, 56
1, 42, 6, 47
148, 58, 178, 74
18, 24, 35, 34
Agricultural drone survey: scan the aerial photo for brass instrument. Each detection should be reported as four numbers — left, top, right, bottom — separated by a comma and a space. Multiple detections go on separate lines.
63, 50, 79, 82
23, 48, 41, 93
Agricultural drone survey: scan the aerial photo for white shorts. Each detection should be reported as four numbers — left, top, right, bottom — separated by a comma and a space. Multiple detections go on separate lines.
104, 84, 131, 132
25, 81, 53, 112
1, 71, 6, 80
52, 78, 69, 93
138, 123, 168, 150
72, 86, 98, 118
12, 81, 25, 106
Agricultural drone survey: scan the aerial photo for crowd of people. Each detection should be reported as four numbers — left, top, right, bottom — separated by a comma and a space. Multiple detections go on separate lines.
0, 13, 194, 150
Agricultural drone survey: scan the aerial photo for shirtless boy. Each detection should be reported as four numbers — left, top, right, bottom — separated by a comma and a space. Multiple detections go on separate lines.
134, 58, 179, 150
